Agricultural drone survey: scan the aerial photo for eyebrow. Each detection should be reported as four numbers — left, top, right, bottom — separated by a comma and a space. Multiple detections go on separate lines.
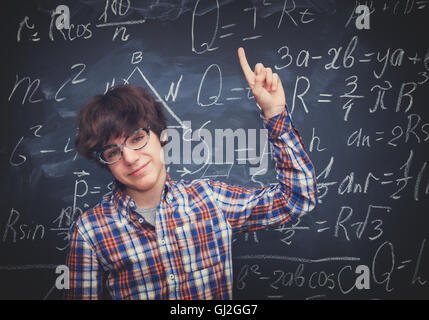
102, 126, 147, 148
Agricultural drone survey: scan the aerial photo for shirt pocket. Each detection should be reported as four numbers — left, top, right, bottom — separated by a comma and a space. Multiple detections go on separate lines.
174, 219, 221, 273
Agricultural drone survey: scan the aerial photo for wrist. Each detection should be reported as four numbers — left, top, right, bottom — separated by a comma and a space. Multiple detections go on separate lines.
263, 105, 286, 119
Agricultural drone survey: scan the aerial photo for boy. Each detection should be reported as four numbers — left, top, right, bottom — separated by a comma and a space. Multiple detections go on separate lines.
65, 48, 317, 299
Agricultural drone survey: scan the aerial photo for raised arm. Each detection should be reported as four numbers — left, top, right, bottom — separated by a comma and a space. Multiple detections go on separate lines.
206, 48, 318, 233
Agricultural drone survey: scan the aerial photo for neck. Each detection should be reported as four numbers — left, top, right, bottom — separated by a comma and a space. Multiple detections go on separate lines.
125, 168, 167, 209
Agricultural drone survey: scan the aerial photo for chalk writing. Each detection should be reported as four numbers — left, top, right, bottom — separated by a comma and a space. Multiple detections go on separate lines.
3, 0, 428, 300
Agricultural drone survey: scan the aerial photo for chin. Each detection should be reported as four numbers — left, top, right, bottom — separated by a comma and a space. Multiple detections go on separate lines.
127, 168, 165, 192
128, 175, 157, 192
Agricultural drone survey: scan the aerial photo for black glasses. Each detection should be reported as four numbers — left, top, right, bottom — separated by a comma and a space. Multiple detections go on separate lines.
95, 126, 150, 165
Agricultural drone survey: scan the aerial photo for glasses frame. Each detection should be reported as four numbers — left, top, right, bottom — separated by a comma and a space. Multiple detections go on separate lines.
95, 125, 151, 165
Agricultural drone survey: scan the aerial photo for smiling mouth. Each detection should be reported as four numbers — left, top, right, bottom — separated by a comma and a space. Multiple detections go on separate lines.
129, 161, 150, 176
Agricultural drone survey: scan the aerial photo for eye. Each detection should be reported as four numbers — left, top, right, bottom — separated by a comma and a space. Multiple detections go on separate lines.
108, 149, 120, 158
103, 147, 120, 161
131, 134, 145, 143
129, 131, 148, 146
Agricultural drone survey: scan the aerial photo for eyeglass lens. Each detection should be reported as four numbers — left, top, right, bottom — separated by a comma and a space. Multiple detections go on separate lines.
100, 129, 149, 164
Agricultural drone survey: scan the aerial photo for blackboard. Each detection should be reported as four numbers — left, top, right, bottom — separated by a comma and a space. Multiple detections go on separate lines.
2, 0, 428, 300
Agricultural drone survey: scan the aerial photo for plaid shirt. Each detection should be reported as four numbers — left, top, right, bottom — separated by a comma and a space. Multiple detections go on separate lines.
65, 108, 318, 300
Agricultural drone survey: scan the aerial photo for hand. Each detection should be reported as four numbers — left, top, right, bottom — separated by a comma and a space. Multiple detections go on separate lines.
238, 47, 286, 118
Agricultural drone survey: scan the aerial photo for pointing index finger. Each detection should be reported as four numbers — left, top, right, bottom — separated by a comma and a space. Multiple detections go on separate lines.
238, 47, 254, 86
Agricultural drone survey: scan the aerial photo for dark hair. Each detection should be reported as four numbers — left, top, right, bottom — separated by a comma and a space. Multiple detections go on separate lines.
75, 85, 167, 165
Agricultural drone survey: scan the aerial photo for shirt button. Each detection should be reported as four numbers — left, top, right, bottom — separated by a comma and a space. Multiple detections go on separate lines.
138, 218, 144, 224
121, 209, 127, 216
168, 274, 175, 282
160, 239, 166, 245
129, 201, 135, 208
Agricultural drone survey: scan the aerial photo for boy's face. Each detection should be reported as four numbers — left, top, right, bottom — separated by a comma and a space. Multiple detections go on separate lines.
107, 129, 166, 197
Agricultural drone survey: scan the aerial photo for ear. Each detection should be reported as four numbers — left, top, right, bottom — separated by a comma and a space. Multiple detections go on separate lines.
160, 130, 168, 147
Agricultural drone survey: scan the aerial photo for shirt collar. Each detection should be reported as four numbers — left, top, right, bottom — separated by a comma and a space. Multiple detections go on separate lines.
161, 173, 175, 204
111, 173, 175, 217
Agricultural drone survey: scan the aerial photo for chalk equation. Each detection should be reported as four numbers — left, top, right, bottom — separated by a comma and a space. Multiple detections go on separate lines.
2, 0, 428, 299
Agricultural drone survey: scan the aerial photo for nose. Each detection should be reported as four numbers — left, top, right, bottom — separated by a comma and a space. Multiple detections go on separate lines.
121, 146, 139, 165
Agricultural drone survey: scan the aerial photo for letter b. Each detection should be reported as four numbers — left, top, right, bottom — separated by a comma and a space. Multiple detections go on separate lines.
131, 51, 143, 64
